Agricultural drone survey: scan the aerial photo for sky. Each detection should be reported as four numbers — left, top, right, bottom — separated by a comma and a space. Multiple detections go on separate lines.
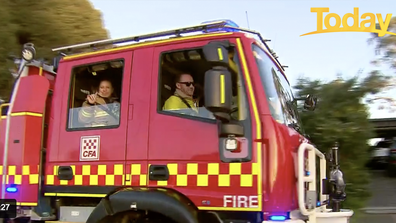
90, 0, 396, 119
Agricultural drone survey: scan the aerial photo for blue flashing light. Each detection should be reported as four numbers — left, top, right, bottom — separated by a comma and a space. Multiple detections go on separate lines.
269, 215, 287, 221
306, 171, 310, 176
317, 201, 321, 207
201, 19, 240, 33
6, 185, 18, 193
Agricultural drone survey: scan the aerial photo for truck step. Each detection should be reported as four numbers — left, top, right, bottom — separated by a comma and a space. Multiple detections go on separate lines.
55, 206, 95, 223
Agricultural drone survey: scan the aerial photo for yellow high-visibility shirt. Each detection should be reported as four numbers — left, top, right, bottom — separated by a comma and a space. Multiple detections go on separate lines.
163, 95, 198, 113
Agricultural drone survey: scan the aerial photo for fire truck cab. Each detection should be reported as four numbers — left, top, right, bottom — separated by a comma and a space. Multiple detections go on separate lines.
0, 20, 353, 223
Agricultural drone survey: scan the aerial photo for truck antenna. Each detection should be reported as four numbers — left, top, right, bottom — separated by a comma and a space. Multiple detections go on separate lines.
245, 11, 250, 29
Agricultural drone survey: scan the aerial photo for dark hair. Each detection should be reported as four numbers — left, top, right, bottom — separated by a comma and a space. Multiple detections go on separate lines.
174, 73, 192, 84
99, 78, 113, 86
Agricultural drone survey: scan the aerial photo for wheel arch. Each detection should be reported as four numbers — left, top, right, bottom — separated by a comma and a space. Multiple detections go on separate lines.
85, 187, 200, 223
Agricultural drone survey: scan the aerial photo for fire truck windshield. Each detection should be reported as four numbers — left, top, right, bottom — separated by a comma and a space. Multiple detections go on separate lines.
251, 44, 302, 131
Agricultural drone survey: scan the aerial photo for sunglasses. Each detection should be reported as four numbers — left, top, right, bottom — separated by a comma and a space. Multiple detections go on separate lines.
178, 82, 194, 87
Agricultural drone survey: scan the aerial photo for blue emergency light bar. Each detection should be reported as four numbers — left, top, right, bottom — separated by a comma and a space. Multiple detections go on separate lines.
201, 19, 240, 33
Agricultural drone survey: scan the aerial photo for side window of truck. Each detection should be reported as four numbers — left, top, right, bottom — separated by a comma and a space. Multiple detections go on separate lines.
158, 47, 249, 122
0, 104, 8, 116
252, 44, 302, 130
272, 68, 302, 130
67, 59, 124, 130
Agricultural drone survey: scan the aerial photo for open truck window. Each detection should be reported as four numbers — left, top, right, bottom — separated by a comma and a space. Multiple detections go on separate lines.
67, 59, 124, 130
158, 47, 248, 122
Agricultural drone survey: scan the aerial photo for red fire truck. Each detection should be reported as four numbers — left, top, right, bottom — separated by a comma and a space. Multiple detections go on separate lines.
0, 20, 353, 223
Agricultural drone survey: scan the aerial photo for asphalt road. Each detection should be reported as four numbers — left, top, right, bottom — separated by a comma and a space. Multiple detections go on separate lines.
357, 214, 396, 222
356, 170, 396, 223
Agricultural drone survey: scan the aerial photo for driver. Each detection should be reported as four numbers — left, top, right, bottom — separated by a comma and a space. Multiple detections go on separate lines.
78, 79, 120, 127
163, 73, 198, 114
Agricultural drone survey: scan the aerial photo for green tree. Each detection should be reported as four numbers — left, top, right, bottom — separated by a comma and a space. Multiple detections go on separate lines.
293, 72, 391, 212
368, 16, 396, 71
0, 1, 18, 98
367, 16, 396, 112
0, 0, 109, 99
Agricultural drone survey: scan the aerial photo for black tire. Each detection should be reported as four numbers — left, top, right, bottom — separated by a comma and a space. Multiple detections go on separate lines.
5, 218, 31, 223
99, 211, 177, 223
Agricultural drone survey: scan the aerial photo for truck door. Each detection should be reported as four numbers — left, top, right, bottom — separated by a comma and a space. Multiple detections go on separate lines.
147, 38, 260, 210
51, 51, 132, 190
124, 48, 152, 187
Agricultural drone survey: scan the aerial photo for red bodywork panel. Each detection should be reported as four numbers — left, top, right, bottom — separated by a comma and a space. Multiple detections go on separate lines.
241, 36, 301, 213
3, 33, 306, 216
44, 35, 262, 212
0, 68, 50, 205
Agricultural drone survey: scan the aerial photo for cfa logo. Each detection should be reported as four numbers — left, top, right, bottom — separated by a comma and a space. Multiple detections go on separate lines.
300, 7, 396, 37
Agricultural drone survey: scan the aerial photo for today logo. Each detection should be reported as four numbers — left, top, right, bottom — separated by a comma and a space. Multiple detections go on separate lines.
300, 7, 396, 37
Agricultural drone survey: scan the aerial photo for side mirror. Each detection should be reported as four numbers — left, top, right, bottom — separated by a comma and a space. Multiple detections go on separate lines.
304, 94, 317, 111
202, 40, 231, 67
204, 68, 233, 122
202, 40, 234, 122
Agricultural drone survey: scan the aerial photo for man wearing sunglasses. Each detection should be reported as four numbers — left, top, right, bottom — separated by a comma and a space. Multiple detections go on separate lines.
163, 73, 198, 114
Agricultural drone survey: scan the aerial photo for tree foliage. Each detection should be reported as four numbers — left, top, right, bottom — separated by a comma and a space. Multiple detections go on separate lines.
0, 1, 18, 98
0, 0, 109, 99
368, 16, 396, 71
293, 72, 391, 210
365, 16, 396, 113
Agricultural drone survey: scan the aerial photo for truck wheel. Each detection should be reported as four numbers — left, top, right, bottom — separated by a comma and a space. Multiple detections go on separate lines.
99, 210, 177, 223
5, 218, 31, 223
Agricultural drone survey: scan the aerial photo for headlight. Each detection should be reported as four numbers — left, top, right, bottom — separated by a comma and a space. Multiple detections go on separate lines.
225, 135, 238, 151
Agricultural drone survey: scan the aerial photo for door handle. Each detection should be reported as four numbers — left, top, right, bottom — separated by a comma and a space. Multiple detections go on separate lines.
128, 104, 134, 120
149, 165, 169, 181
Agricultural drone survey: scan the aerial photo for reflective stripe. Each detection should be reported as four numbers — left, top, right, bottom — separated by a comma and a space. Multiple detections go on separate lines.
18, 202, 37, 206
45, 163, 258, 187
236, 38, 263, 210
11, 112, 42, 117
44, 193, 105, 198
95, 111, 108, 117
0, 165, 39, 185
91, 124, 107, 127
0, 112, 42, 119
78, 104, 94, 123
80, 109, 93, 118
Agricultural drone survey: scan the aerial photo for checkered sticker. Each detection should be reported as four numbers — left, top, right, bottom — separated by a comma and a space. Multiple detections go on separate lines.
80, 136, 100, 161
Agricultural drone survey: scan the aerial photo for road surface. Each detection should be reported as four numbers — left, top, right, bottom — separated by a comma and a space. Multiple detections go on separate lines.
357, 170, 396, 223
